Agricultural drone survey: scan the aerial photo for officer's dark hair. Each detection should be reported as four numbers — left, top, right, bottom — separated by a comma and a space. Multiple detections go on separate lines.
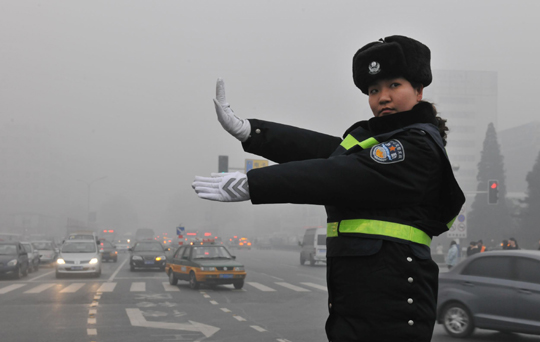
409, 81, 449, 146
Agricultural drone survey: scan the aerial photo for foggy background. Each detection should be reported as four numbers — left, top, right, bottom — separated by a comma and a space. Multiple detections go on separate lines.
1, 0, 539, 240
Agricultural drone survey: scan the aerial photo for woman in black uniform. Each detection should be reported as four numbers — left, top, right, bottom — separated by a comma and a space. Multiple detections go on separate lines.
193, 35, 465, 342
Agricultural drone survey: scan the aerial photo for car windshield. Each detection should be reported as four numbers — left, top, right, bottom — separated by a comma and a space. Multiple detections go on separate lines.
62, 242, 96, 253
134, 242, 163, 252
101, 241, 113, 248
32, 242, 53, 250
68, 235, 94, 240
21, 244, 32, 253
0, 245, 17, 255
192, 246, 232, 259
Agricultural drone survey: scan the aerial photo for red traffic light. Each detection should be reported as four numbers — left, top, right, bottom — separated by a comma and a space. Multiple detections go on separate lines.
490, 182, 498, 189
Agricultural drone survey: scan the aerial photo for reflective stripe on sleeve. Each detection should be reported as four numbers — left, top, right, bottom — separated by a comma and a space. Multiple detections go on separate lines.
340, 135, 379, 150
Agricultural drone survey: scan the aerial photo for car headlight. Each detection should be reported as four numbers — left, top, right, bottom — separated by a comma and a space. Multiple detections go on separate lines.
155, 256, 166, 261
7, 259, 18, 267
89, 258, 99, 264
132, 255, 143, 261
234, 266, 244, 271
200, 266, 216, 271
57, 258, 66, 265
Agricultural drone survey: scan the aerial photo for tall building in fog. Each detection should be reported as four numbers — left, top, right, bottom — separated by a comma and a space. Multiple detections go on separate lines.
424, 70, 498, 208
499, 122, 540, 197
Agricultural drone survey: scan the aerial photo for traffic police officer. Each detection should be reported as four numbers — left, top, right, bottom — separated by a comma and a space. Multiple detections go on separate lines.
193, 35, 465, 342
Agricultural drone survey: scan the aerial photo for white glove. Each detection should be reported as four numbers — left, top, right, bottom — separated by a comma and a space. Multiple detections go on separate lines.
192, 172, 250, 202
213, 78, 251, 142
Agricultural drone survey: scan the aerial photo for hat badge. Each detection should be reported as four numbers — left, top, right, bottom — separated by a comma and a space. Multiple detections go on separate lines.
368, 61, 381, 75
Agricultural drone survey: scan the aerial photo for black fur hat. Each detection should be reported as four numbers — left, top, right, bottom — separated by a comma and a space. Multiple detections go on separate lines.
353, 35, 432, 94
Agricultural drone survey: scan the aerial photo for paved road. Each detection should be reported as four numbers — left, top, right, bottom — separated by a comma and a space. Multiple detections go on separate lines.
0, 249, 539, 342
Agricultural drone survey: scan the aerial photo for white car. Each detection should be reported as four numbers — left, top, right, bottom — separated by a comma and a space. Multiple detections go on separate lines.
56, 240, 101, 278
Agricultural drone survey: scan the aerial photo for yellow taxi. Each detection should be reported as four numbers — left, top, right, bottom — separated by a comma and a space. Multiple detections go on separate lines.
165, 244, 246, 289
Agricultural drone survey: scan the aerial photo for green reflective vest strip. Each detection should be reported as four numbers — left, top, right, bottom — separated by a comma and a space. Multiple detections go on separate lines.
340, 135, 380, 150
447, 215, 457, 229
327, 219, 432, 246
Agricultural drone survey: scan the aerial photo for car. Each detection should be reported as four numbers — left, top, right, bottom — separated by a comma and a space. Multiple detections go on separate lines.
299, 227, 326, 266
0, 241, 30, 279
99, 240, 118, 262
437, 250, 540, 338
20, 241, 40, 272
129, 241, 168, 271
236, 237, 252, 250
56, 239, 102, 278
114, 239, 130, 253
32, 240, 59, 267
165, 244, 247, 290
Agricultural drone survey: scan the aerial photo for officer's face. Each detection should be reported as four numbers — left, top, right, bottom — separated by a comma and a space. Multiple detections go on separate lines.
368, 77, 423, 117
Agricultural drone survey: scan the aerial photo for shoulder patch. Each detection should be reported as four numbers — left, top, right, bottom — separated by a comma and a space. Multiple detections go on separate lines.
370, 139, 405, 164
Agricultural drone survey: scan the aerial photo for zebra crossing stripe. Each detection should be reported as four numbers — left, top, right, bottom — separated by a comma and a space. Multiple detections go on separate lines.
300, 282, 327, 292
0, 284, 26, 294
251, 325, 267, 332
97, 282, 117, 292
130, 282, 145, 292
60, 283, 85, 293
162, 282, 180, 292
24, 283, 57, 293
247, 282, 276, 292
274, 282, 310, 292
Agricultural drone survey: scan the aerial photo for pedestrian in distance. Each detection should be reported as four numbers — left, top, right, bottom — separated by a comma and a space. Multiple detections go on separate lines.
507, 237, 519, 250
192, 35, 465, 342
466, 241, 479, 257
477, 239, 486, 253
446, 241, 459, 269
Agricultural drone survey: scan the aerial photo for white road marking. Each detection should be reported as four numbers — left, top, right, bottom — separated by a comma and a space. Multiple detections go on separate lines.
0, 284, 26, 294
220, 308, 231, 313
126, 308, 220, 337
108, 257, 129, 282
251, 325, 267, 332
247, 282, 276, 292
203, 294, 210, 298
275, 282, 310, 292
130, 282, 146, 292
209, 300, 218, 305
163, 282, 180, 292
87, 329, 97, 335
24, 283, 57, 293
233, 315, 246, 321
97, 282, 117, 292
60, 283, 85, 293
277, 339, 292, 342
300, 282, 327, 292
89, 309, 97, 315
24, 270, 54, 281
88, 318, 96, 324
260, 273, 284, 281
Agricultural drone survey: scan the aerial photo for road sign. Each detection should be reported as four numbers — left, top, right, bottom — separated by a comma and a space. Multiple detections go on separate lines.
447, 208, 467, 238
176, 226, 185, 236
245, 159, 269, 173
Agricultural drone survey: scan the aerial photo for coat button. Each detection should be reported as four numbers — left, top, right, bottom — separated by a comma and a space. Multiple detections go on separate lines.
329, 303, 332, 308
408, 298, 413, 304
408, 320, 414, 326
408, 277, 414, 283
255, 128, 261, 134
407, 257, 412, 262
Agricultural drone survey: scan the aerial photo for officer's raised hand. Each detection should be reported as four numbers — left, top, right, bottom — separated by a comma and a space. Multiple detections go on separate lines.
213, 78, 251, 142
192, 172, 250, 202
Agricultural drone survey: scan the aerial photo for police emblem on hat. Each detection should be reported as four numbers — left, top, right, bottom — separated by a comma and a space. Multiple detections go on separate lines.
368, 61, 381, 75
370, 139, 405, 164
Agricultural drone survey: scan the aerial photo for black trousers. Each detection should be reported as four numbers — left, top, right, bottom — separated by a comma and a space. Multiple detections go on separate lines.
325, 240, 438, 342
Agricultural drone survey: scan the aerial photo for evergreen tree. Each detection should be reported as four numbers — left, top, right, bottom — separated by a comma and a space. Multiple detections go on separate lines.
467, 123, 512, 244
520, 150, 540, 249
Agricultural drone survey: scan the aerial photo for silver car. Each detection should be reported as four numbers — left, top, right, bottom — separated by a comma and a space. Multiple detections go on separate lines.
437, 250, 540, 338
56, 240, 101, 278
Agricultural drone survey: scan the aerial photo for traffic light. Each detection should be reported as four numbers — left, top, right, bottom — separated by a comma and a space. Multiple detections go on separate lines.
488, 180, 499, 204
218, 155, 229, 173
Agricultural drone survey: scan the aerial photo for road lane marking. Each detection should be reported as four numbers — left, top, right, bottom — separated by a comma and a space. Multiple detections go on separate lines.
108, 257, 129, 282
97, 282, 117, 292
59, 283, 85, 293
130, 282, 146, 292
88, 318, 96, 324
247, 282, 276, 292
24, 270, 54, 281
233, 315, 246, 321
203, 294, 210, 298
274, 282, 310, 292
126, 308, 220, 337
0, 284, 26, 294
220, 308, 231, 313
209, 300, 218, 305
251, 325, 267, 332
300, 282, 327, 291
89, 309, 97, 315
87, 329, 97, 335
162, 282, 180, 292
24, 283, 56, 293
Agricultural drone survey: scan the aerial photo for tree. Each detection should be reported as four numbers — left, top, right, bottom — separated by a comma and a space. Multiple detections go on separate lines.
519, 150, 540, 248
467, 123, 512, 244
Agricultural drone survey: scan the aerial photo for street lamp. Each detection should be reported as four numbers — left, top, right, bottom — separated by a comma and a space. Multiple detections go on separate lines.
78, 176, 107, 227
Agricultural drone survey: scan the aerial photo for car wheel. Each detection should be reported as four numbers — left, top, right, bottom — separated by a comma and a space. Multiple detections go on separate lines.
189, 272, 200, 290
309, 254, 316, 266
300, 253, 306, 265
13, 266, 22, 279
442, 302, 475, 338
169, 271, 178, 285
233, 280, 244, 289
